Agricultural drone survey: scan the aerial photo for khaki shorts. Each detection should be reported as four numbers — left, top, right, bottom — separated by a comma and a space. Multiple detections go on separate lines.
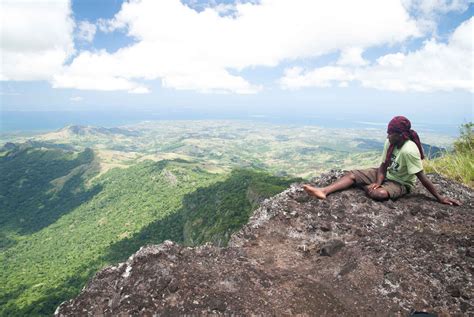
351, 168, 408, 200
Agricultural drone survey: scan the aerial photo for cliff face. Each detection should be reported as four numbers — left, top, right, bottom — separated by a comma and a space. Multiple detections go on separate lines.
55, 171, 473, 316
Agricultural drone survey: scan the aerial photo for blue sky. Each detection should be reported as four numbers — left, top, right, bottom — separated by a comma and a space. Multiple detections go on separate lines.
0, 0, 472, 127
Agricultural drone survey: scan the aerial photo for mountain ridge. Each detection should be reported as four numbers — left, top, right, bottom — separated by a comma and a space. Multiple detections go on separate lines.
40, 125, 141, 140
55, 170, 473, 316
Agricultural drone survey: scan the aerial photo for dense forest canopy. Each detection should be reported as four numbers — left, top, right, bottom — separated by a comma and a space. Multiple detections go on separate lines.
0, 145, 299, 316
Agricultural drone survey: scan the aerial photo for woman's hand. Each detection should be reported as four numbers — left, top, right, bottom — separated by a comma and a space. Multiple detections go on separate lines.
368, 183, 381, 191
416, 171, 461, 206
438, 197, 462, 206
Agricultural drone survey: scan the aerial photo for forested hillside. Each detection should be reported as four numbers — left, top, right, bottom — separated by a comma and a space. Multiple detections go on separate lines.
0, 145, 299, 316
0, 145, 99, 240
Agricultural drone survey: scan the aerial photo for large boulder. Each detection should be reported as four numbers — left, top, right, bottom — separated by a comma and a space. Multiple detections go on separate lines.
55, 171, 473, 316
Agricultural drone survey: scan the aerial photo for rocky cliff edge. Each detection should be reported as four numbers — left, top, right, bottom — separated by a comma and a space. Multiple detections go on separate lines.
55, 171, 473, 316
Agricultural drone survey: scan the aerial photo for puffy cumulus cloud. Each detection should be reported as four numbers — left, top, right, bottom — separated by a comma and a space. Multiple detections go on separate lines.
54, 0, 419, 93
77, 21, 96, 43
52, 50, 116, 87
280, 17, 474, 92
401, 0, 472, 35
51, 49, 151, 93
0, 0, 75, 81
337, 47, 369, 66
280, 66, 354, 89
360, 17, 473, 92
402, 0, 472, 16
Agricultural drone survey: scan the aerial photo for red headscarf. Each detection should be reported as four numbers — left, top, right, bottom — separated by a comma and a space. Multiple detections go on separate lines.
384, 116, 424, 171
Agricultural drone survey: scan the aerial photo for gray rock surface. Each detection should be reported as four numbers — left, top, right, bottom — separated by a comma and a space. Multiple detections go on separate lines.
55, 171, 473, 316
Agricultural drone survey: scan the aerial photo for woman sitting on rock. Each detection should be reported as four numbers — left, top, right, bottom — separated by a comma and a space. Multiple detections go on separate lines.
303, 116, 461, 206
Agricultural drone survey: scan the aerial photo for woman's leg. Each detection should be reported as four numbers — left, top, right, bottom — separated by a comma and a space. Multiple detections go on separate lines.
364, 187, 389, 201
303, 172, 356, 199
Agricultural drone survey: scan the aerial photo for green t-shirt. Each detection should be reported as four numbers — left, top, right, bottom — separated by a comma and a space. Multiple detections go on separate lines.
381, 139, 423, 190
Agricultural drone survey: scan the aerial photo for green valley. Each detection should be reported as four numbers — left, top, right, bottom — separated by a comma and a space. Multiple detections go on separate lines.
0, 143, 299, 316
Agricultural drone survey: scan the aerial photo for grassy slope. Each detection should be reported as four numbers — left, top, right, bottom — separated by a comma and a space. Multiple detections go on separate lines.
0, 147, 299, 316
424, 123, 473, 188
424, 150, 473, 188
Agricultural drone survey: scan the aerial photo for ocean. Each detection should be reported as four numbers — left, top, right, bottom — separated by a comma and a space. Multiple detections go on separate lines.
0, 110, 464, 136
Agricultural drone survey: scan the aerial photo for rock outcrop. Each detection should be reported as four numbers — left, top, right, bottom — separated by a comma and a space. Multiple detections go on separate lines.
55, 171, 473, 316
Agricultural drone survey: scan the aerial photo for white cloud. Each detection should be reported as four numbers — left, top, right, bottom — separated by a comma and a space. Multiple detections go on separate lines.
97, 18, 121, 33
402, 0, 472, 16
51, 50, 151, 93
3, 0, 467, 94
0, 0, 75, 81
359, 17, 473, 92
54, 0, 420, 93
280, 17, 474, 92
77, 21, 96, 43
337, 47, 368, 66
129, 87, 150, 94
401, 0, 472, 36
280, 66, 355, 89
70, 96, 83, 102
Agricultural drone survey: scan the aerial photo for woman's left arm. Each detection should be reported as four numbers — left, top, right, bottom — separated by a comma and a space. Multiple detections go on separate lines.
416, 171, 462, 206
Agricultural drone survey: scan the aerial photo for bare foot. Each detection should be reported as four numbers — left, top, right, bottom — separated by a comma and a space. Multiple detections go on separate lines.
303, 185, 327, 200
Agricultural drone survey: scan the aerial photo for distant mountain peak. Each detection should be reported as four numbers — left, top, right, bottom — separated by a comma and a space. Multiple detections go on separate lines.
55, 171, 473, 316
53, 125, 141, 137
